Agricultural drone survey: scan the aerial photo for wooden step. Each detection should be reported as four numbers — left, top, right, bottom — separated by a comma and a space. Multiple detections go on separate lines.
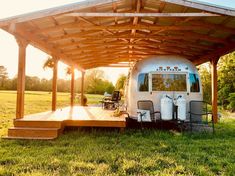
3, 136, 56, 140
14, 119, 62, 128
8, 127, 60, 139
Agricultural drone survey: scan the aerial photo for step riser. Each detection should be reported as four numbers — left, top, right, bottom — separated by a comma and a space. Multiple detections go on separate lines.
3, 136, 56, 140
8, 129, 59, 138
14, 121, 61, 128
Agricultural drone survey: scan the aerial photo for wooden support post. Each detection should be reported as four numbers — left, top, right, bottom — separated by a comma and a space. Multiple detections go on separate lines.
211, 57, 219, 123
80, 71, 85, 106
16, 37, 28, 119
70, 67, 75, 107
52, 58, 58, 111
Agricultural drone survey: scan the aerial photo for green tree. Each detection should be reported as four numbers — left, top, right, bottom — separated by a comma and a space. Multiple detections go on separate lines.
0, 65, 8, 89
25, 76, 41, 91
85, 69, 114, 94
198, 63, 211, 103
115, 74, 127, 91
227, 93, 235, 112
218, 52, 235, 108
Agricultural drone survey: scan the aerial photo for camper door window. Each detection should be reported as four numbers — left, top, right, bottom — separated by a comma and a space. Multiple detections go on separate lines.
152, 74, 187, 91
189, 73, 200, 92
138, 73, 149, 91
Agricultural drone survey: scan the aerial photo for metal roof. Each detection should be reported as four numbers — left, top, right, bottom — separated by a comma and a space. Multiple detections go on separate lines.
0, 0, 235, 70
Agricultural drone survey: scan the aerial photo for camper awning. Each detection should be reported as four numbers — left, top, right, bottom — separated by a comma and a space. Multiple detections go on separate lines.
0, 0, 235, 70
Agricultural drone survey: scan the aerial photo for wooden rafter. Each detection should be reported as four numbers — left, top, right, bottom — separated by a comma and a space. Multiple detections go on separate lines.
47, 33, 227, 44
34, 22, 212, 34
63, 12, 220, 17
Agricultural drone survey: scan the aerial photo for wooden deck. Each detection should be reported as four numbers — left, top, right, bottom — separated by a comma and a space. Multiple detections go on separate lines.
7, 106, 126, 140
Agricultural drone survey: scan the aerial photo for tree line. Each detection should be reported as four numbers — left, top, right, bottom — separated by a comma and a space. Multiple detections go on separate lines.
199, 52, 235, 111
0, 66, 126, 95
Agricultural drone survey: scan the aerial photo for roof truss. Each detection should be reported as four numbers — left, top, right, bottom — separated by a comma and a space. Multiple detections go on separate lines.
0, 0, 235, 70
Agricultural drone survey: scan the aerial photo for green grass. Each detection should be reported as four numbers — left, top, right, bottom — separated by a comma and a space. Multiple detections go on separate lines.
0, 91, 235, 175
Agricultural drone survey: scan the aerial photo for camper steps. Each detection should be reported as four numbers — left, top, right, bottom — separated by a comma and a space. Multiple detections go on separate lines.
7, 127, 60, 139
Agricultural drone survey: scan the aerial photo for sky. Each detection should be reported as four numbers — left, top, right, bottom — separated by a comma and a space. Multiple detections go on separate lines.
0, 0, 234, 83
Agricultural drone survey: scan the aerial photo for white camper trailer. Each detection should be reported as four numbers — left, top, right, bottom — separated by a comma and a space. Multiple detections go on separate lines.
125, 56, 202, 120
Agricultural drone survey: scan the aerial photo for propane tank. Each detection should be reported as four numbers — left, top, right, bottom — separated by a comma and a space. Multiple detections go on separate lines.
161, 94, 173, 120
175, 95, 186, 121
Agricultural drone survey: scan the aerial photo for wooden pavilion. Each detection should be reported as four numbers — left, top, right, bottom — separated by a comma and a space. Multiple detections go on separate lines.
0, 0, 235, 139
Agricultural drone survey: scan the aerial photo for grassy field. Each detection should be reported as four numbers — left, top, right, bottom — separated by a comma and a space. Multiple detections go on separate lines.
0, 91, 235, 175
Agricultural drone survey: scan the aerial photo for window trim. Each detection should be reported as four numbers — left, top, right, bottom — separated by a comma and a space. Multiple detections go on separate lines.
150, 71, 188, 92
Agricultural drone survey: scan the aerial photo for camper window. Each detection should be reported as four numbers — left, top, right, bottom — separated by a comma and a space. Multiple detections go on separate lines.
189, 74, 200, 92
152, 74, 187, 91
138, 73, 149, 91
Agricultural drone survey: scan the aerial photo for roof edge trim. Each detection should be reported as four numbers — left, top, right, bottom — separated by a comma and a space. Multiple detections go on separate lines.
162, 0, 235, 16
0, 0, 118, 27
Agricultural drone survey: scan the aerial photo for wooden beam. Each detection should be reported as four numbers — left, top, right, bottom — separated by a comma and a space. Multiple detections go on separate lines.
52, 31, 227, 49
77, 16, 116, 36
36, 23, 211, 33
0, 0, 118, 27
138, 22, 228, 44
112, 2, 118, 25
70, 67, 75, 107
83, 63, 130, 69
15, 37, 28, 119
64, 12, 220, 17
52, 59, 58, 111
74, 57, 143, 65
69, 51, 176, 59
100, 64, 130, 68
163, 0, 235, 16
211, 57, 219, 123
34, 21, 128, 34
70, 51, 193, 64
77, 58, 136, 64
49, 33, 227, 43
58, 39, 126, 48
61, 39, 211, 52
63, 45, 127, 53
80, 71, 85, 106
67, 47, 196, 59
131, 0, 142, 36
48, 30, 100, 42
73, 54, 143, 62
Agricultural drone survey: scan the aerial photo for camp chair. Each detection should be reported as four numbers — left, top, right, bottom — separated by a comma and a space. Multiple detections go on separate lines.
100, 91, 121, 109
137, 100, 161, 129
188, 100, 215, 133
